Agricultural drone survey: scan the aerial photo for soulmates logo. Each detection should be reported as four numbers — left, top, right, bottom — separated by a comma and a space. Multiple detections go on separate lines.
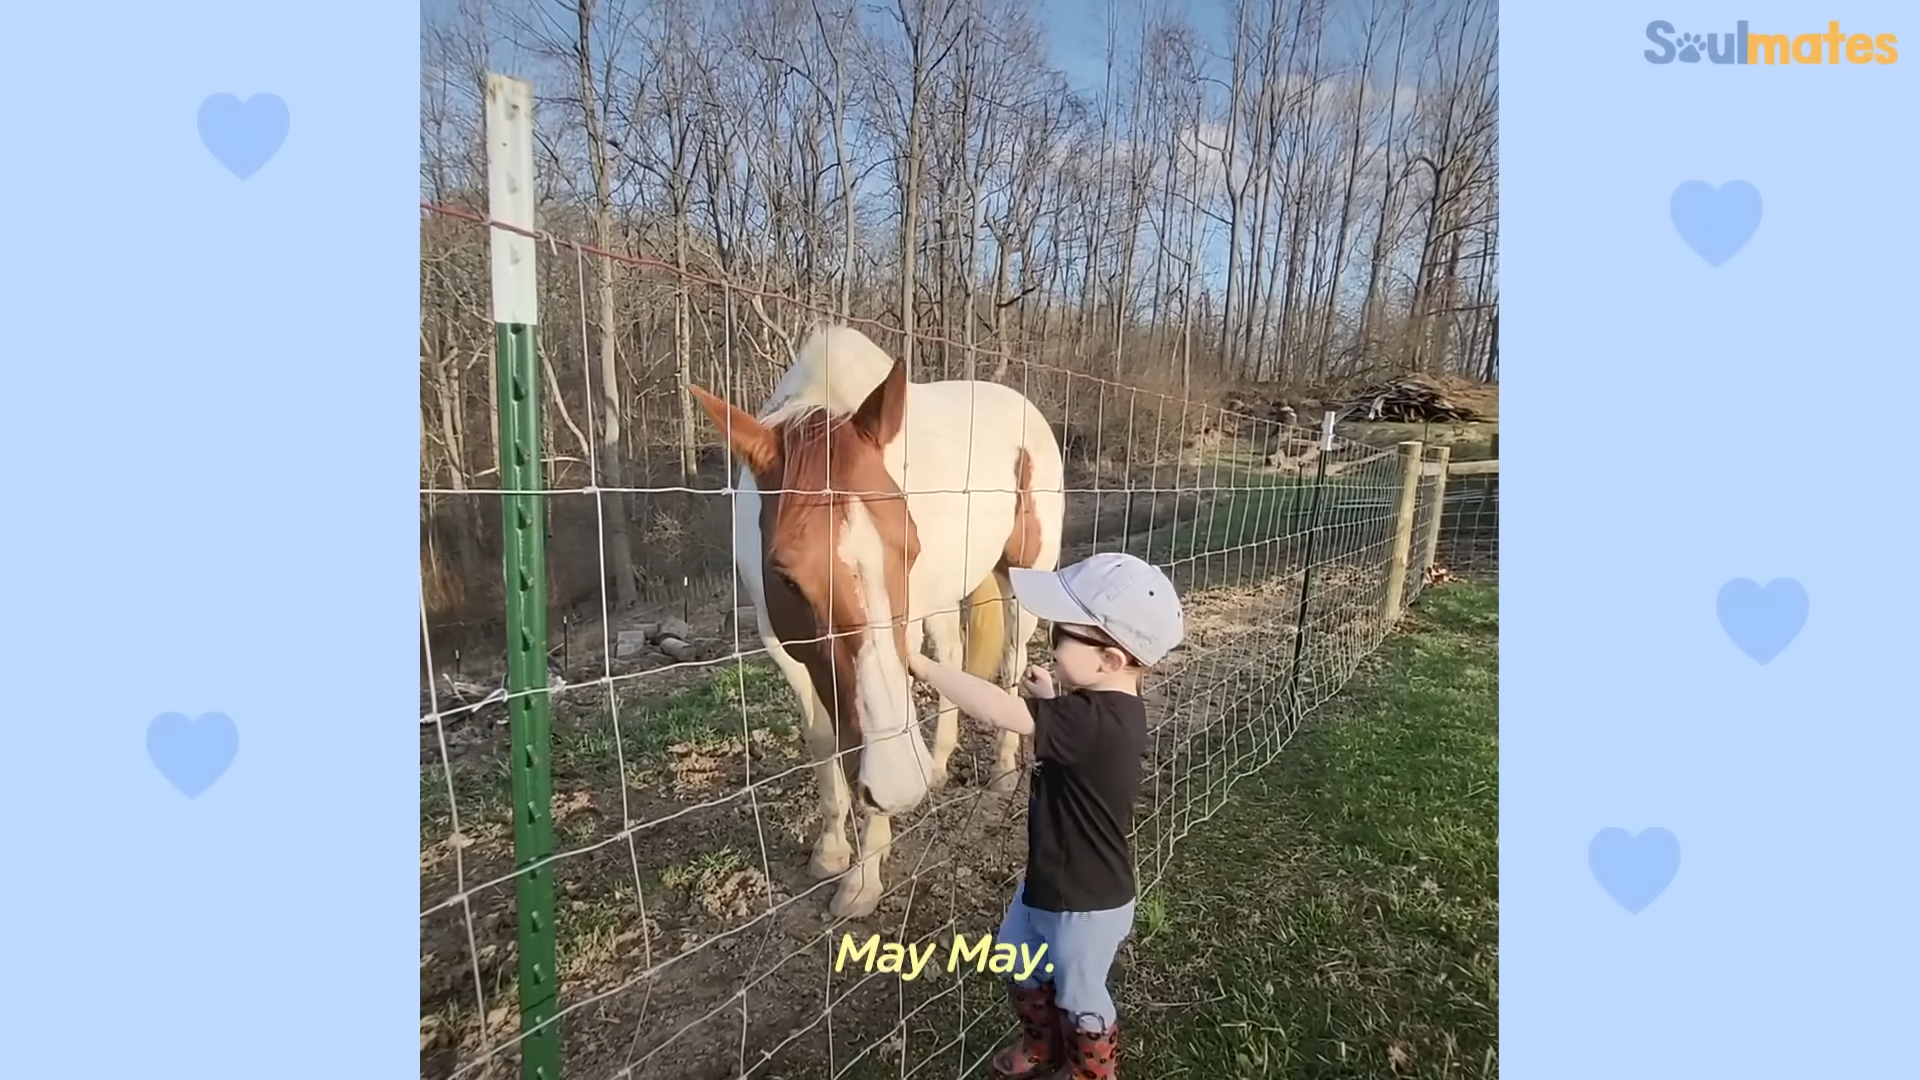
1644, 20, 1898, 64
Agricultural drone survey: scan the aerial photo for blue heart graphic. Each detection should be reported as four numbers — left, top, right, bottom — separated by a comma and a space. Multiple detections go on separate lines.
196, 93, 289, 179
147, 712, 239, 798
1589, 827, 1680, 914
1716, 577, 1807, 664
1670, 180, 1762, 267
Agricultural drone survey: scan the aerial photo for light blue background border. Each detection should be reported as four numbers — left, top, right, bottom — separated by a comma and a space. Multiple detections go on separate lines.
1506, 2, 1915, 1077
7, 0, 1916, 1075
2, 1, 419, 1075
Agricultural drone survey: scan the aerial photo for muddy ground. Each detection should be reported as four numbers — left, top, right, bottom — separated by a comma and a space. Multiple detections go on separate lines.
419, 428, 1495, 1080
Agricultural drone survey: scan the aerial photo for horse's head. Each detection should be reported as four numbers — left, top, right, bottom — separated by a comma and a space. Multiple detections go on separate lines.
689, 359, 933, 815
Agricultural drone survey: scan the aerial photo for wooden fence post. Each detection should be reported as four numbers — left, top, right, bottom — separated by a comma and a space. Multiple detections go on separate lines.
1381, 440, 1424, 625
1418, 444, 1453, 584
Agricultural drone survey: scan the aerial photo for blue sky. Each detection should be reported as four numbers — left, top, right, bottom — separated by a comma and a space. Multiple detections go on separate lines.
1035, 0, 1225, 90
423, 0, 1467, 138
424, 0, 1403, 98
423, 0, 1484, 306
1032, 0, 1408, 93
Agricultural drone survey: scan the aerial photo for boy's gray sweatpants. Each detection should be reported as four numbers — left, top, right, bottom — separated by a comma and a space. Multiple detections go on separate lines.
994, 877, 1136, 1032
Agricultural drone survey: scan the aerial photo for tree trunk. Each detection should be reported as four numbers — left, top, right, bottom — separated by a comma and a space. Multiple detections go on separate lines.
575, 0, 638, 612
1358, 0, 1414, 363
1319, 0, 1383, 377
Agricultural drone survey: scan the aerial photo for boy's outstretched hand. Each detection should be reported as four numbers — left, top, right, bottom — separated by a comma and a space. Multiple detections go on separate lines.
1019, 665, 1057, 699
904, 650, 1038, 736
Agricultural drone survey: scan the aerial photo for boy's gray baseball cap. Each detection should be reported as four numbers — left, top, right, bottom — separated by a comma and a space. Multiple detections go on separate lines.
1008, 553, 1186, 666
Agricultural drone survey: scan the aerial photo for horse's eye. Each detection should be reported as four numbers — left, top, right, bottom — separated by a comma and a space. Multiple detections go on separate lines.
776, 572, 804, 595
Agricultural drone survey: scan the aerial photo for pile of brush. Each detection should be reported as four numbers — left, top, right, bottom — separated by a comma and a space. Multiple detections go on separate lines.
1344, 374, 1482, 423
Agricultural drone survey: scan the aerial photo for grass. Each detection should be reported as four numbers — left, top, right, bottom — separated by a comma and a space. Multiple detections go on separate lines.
1145, 429, 1498, 566
1148, 479, 1312, 565
556, 662, 793, 771
420, 664, 794, 842
1344, 419, 1498, 462
658, 846, 749, 893
423, 578, 1497, 1080
1121, 582, 1498, 1080
788, 582, 1496, 1080
1144, 468, 1417, 566
1136, 453, 1315, 565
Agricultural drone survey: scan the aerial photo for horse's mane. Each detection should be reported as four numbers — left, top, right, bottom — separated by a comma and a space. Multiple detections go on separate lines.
758, 323, 899, 427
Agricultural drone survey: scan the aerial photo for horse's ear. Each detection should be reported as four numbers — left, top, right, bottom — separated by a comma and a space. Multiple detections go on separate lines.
689, 384, 780, 476
851, 358, 909, 448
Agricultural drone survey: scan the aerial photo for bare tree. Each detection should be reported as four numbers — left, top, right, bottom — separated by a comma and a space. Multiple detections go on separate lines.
418, 0, 1498, 630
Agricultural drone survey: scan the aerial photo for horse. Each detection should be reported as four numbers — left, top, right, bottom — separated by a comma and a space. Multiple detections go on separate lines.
687, 324, 1066, 918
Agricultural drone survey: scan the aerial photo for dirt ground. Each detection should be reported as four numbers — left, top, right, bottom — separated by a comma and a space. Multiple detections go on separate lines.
418, 580, 1377, 1080
419, 408, 1498, 1080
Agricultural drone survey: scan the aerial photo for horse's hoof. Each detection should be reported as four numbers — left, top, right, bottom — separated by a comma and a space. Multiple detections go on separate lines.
810, 841, 852, 879
830, 883, 883, 920
927, 762, 952, 792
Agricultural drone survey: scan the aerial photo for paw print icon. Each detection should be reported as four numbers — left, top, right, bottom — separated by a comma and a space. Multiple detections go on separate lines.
1677, 32, 1706, 62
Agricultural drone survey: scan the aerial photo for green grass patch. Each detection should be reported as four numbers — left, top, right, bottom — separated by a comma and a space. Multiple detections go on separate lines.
420, 752, 514, 839
1124, 583, 1497, 1080
1344, 420, 1498, 462
557, 663, 793, 776
1134, 457, 1315, 565
421, 663, 795, 840
659, 846, 749, 893
1148, 480, 1313, 564
1141, 450, 1431, 565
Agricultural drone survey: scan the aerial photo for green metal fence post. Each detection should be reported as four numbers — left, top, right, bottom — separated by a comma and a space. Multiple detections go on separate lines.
485, 71, 561, 1080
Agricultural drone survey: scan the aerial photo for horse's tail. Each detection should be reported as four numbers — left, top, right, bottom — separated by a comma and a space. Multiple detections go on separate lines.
962, 566, 1015, 685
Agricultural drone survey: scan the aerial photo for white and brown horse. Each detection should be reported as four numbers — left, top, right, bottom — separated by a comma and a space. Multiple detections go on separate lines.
688, 324, 1065, 918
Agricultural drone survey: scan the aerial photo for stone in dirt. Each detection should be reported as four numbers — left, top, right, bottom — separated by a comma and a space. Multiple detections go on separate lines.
657, 617, 694, 643
616, 630, 651, 658
658, 636, 697, 663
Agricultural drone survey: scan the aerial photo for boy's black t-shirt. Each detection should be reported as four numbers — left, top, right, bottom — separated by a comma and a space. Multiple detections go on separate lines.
1021, 688, 1147, 913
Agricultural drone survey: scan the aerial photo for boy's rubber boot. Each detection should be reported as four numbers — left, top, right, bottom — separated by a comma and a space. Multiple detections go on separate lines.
1054, 1012, 1121, 1080
991, 981, 1062, 1079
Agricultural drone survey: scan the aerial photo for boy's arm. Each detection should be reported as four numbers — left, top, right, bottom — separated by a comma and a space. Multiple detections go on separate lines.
906, 653, 1035, 736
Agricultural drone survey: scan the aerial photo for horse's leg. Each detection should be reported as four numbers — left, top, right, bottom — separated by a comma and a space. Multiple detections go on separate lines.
989, 601, 1044, 794
833, 801, 892, 919
921, 607, 965, 790
762, 630, 852, 879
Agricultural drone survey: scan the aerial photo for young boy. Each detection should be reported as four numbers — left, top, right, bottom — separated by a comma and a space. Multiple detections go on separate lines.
905, 552, 1185, 1080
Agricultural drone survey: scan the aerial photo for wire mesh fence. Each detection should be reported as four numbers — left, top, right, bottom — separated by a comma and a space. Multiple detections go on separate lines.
1436, 470, 1500, 582
418, 79, 1498, 1080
